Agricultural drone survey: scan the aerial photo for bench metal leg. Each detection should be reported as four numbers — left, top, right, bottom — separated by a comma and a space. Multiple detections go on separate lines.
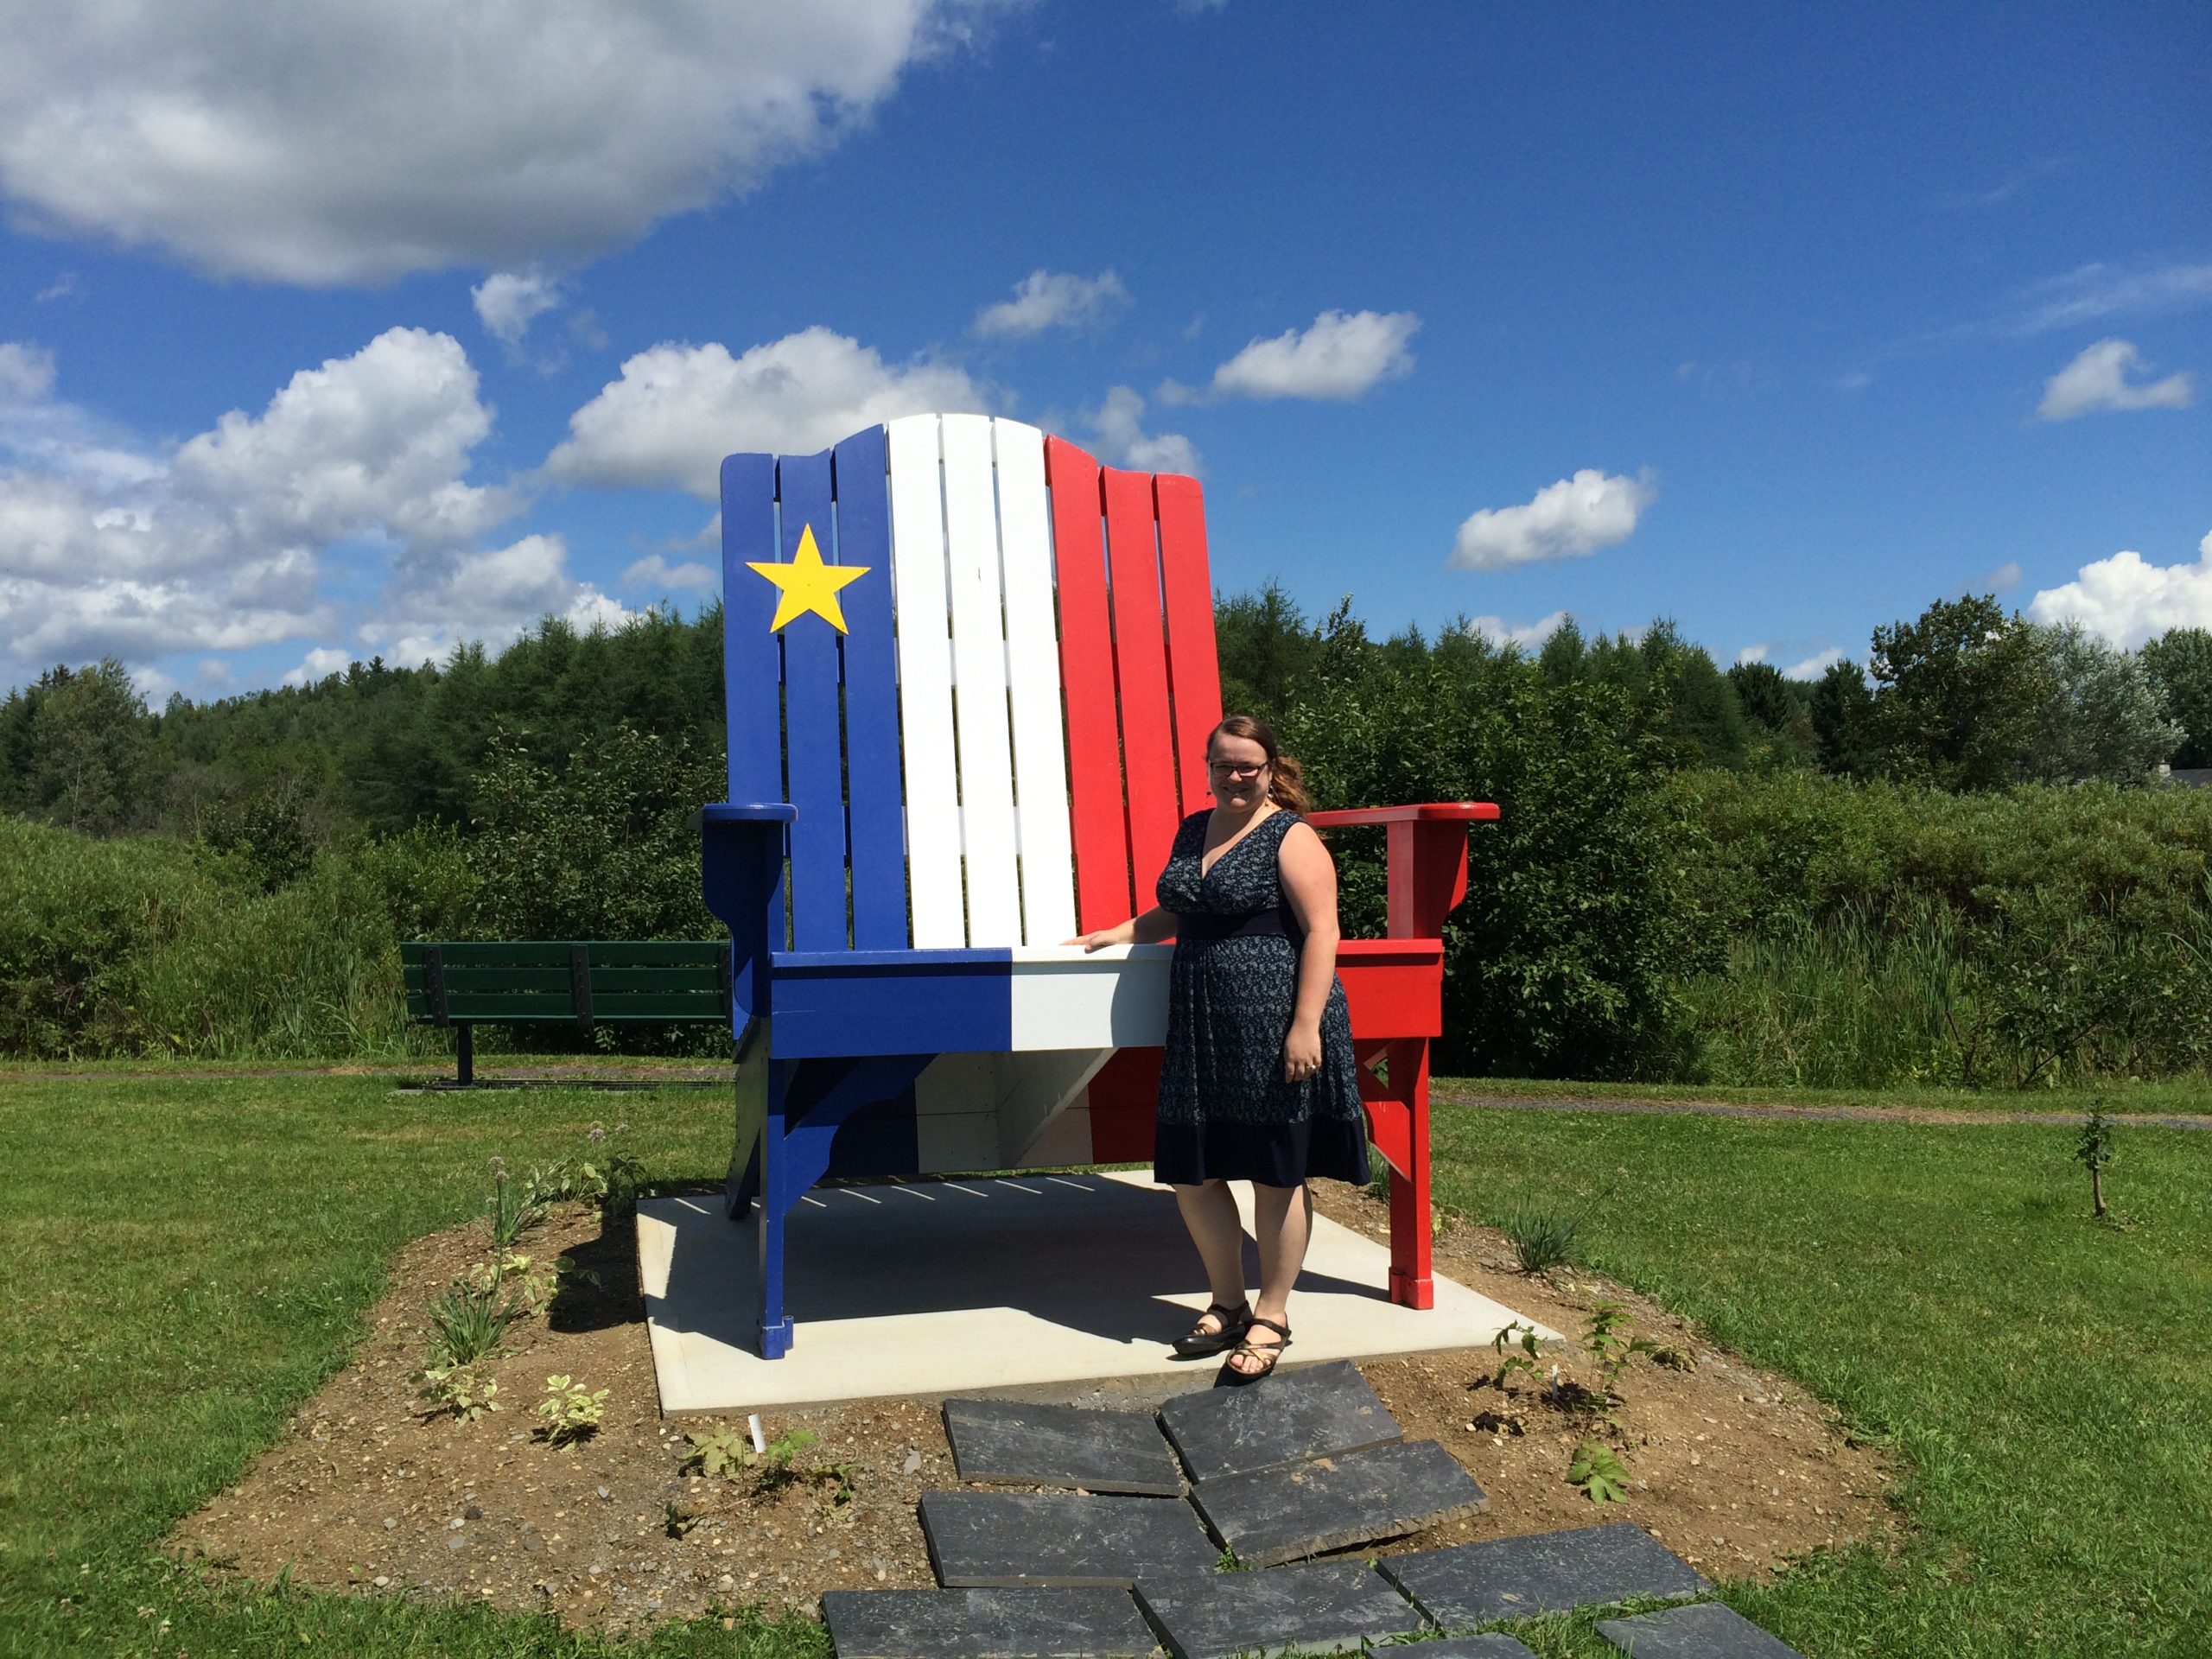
456, 1023, 474, 1088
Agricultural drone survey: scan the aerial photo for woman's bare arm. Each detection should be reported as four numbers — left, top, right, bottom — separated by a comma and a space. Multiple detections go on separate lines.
1276, 821, 1341, 1034
1066, 905, 1177, 950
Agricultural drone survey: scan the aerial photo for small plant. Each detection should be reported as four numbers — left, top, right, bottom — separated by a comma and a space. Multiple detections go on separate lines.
682, 1429, 756, 1480
1489, 1320, 1543, 1389
536, 1375, 608, 1444
1568, 1440, 1631, 1505
1584, 1300, 1660, 1402
424, 1274, 527, 1368
664, 1502, 699, 1539
2075, 1105, 2116, 1219
482, 1160, 549, 1255
683, 1427, 853, 1503
524, 1123, 647, 1217
1214, 1545, 1249, 1573
1502, 1201, 1584, 1274
416, 1363, 499, 1421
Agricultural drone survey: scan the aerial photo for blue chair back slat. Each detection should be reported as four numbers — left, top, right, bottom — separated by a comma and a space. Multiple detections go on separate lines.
833, 426, 911, 950
776, 449, 849, 951
721, 454, 783, 806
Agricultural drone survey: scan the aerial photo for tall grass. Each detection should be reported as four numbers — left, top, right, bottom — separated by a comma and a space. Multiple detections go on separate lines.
0, 815, 467, 1059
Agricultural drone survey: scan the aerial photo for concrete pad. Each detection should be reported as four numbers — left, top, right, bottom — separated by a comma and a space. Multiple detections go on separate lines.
638, 1171, 1550, 1414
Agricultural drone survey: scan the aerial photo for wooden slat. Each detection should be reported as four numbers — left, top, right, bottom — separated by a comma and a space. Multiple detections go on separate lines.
409, 941, 723, 968
1103, 465, 1180, 904
778, 448, 849, 950
721, 453, 785, 805
942, 413, 1021, 945
887, 415, 965, 948
414, 993, 723, 1021
993, 419, 1077, 946
833, 424, 911, 949
1154, 472, 1222, 814
1045, 437, 1132, 932
404, 965, 721, 994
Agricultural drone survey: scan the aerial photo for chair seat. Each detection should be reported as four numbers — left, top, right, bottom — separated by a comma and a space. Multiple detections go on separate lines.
761, 938, 1444, 1058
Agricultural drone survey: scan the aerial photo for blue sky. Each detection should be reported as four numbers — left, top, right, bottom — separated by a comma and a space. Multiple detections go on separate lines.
1, 1, 2205, 701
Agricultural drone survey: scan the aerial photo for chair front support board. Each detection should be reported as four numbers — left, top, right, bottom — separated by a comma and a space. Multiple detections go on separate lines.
702, 414, 1495, 1357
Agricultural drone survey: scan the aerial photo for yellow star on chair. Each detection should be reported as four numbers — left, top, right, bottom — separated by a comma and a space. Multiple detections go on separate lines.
747, 524, 870, 633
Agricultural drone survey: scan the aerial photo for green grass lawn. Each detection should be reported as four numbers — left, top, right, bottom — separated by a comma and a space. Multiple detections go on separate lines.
2, 1070, 2206, 1656
1434, 1071, 2212, 1117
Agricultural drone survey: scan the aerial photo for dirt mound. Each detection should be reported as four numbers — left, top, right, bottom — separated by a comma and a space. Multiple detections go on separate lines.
174, 1181, 1892, 1632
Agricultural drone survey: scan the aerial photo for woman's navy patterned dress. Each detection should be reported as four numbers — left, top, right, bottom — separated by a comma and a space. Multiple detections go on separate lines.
1152, 807, 1371, 1188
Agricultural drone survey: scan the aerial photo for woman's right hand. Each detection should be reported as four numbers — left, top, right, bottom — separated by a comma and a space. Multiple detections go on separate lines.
1065, 923, 1131, 952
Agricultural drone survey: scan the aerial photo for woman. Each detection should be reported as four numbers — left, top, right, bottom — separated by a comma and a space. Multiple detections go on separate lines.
1069, 715, 1368, 1382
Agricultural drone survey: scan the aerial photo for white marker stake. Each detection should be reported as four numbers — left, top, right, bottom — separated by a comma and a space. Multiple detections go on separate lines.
747, 1414, 765, 1454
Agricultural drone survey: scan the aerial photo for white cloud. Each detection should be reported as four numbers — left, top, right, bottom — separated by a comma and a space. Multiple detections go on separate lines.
1207, 308, 1420, 401
34, 271, 79, 303
1084, 386, 1199, 475
472, 271, 565, 347
283, 645, 353, 688
2028, 531, 2212, 650
2036, 338, 2194, 421
0, 3, 995, 284
171, 327, 512, 552
621, 552, 717, 592
546, 327, 987, 499
1783, 647, 1846, 681
362, 535, 630, 668
1735, 644, 1770, 665
2012, 262, 2212, 336
1975, 560, 2023, 593
1465, 611, 1571, 650
974, 269, 1129, 339
1449, 468, 1657, 572
0, 329, 586, 694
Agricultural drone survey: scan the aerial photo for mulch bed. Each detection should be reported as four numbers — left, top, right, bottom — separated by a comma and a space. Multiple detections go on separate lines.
174, 1179, 1894, 1634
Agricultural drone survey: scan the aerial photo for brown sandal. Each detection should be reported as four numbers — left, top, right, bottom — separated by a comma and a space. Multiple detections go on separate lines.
1173, 1301, 1252, 1358
1219, 1316, 1292, 1385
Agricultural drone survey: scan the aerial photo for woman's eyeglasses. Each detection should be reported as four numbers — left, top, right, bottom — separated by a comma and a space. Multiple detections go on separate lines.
1207, 759, 1270, 779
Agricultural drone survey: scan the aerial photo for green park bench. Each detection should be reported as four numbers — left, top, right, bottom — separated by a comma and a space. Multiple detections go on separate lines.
400, 941, 728, 1086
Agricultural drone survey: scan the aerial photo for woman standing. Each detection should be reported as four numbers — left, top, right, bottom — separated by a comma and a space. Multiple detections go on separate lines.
1070, 715, 1369, 1382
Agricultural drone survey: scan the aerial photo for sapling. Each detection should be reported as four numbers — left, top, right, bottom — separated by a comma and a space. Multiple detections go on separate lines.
2075, 1106, 2115, 1219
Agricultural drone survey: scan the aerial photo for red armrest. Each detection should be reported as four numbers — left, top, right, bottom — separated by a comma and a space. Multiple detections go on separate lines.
1305, 800, 1499, 939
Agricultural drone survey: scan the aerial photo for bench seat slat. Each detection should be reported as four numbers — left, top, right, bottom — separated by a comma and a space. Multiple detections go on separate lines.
401, 941, 724, 969
404, 964, 723, 994
405, 991, 726, 1022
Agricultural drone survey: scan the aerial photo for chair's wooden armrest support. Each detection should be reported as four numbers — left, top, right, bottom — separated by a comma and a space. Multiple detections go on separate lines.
700, 803, 796, 1026
1305, 800, 1499, 938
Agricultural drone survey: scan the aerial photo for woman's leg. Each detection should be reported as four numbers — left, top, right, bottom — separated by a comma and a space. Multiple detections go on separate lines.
1233, 1180, 1313, 1374
1173, 1179, 1249, 1332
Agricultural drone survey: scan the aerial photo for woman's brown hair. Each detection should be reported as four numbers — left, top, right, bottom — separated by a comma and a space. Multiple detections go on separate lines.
1207, 715, 1313, 815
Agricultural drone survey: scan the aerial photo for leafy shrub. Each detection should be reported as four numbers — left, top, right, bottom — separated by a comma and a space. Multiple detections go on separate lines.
536, 1376, 608, 1444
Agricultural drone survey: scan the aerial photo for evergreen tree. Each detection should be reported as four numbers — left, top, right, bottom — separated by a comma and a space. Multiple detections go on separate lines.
1808, 658, 1879, 776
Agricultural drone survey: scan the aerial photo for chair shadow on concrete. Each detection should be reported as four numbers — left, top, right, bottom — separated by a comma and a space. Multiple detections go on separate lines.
645, 1172, 1384, 1358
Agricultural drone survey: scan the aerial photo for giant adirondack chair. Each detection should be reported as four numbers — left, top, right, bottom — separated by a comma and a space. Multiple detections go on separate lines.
703, 414, 1496, 1357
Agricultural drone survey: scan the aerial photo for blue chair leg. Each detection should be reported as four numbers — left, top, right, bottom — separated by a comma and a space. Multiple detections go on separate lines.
726, 1032, 767, 1222
757, 1058, 797, 1357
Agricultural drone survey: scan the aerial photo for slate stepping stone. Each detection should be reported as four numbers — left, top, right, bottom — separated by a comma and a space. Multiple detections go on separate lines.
919, 1490, 1219, 1588
1186, 1439, 1487, 1568
944, 1397, 1185, 1496
1133, 1559, 1428, 1659
1379, 1522, 1708, 1624
1596, 1600, 1808, 1658
821, 1586, 1158, 1657
1157, 1359, 1400, 1481
1397, 1640, 1543, 1658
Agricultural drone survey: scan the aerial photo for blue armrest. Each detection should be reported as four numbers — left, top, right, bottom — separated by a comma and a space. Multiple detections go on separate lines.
700, 805, 794, 1027
696, 801, 798, 827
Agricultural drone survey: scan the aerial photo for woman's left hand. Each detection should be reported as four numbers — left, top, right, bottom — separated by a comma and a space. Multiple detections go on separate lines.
1283, 1020, 1323, 1085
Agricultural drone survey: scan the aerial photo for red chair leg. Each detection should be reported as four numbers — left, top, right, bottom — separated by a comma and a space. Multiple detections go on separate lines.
1385, 1038, 1434, 1309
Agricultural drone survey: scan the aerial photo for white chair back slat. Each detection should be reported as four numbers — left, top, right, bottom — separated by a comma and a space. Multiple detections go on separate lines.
886, 416, 965, 948
940, 414, 1023, 945
993, 421, 1077, 946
